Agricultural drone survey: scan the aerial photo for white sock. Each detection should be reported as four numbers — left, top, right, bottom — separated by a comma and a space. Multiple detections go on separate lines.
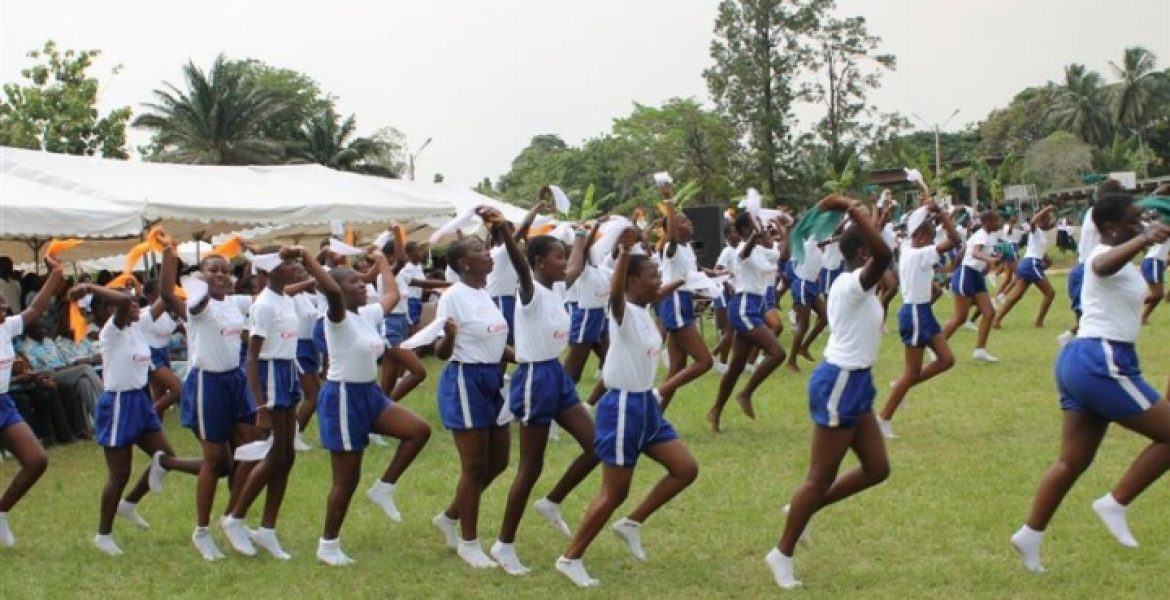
366, 480, 402, 523
534, 498, 572, 536
877, 419, 897, 439
764, 547, 801, 589
489, 540, 531, 576
456, 538, 498, 569
432, 512, 459, 550
220, 516, 257, 556
0, 512, 13, 547
555, 556, 600, 587
611, 518, 646, 561
116, 500, 150, 530
1010, 525, 1046, 573
93, 533, 123, 556
148, 451, 168, 494
317, 537, 356, 566
251, 526, 291, 560
1092, 493, 1139, 548
192, 526, 224, 561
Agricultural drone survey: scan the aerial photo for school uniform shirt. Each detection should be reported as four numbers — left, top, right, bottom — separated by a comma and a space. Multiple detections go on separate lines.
139, 310, 178, 350
514, 283, 571, 363
435, 282, 509, 364
444, 266, 460, 284
293, 293, 322, 338
100, 318, 153, 391
325, 304, 387, 383
1077, 208, 1100, 264
660, 243, 697, 283
962, 229, 999, 271
1145, 240, 1170, 262
734, 243, 781, 295
715, 245, 739, 274
574, 265, 611, 310
823, 271, 883, 370
1079, 245, 1146, 343
601, 303, 662, 392
0, 316, 23, 393
486, 245, 519, 298
1002, 223, 1026, 245
898, 244, 941, 304
822, 242, 844, 270
187, 295, 251, 372
249, 288, 299, 361
378, 271, 409, 315
881, 223, 898, 250
1023, 225, 1049, 260
400, 261, 426, 300
794, 238, 823, 282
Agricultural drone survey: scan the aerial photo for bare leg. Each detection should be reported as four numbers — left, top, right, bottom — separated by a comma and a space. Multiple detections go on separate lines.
1034, 278, 1056, 328
1110, 401, 1170, 505
1023, 411, 1108, 531
544, 404, 600, 504
387, 348, 428, 402
658, 324, 713, 411
322, 451, 362, 540
0, 423, 48, 512
562, 465, 634, 559
372, 403, 432, 485
625, 439, 699, 524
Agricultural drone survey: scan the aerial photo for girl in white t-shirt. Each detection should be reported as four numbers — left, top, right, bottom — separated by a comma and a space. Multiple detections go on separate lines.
769, 195, 893, 589
992, 205, 1058, 329
140, 279, 182, 418
709, 223, 742, 371
941, 210, 1004, 363
555, 228, 698, 589
1012, 192, 1170, 574
0, 256, 63, 548
72, 281, 201, 557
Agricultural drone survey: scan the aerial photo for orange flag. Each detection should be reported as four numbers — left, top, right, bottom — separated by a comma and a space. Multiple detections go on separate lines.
208, 236, 243, 260
68, 301, 87, 343
45, 239, 83, 258
106, 272, 139, 290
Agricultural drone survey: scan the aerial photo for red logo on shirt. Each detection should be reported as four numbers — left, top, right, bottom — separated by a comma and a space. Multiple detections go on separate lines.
280, 331, 298, 340
553, 330, 568, 341
486, 323, 509, 334
220, 328, 242, 338
646, 348, 661, 360
134, 354, 152, 366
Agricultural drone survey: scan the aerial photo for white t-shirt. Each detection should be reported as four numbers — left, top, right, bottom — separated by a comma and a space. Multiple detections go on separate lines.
1077, 209, 1100, 264
325, 304, 387, 383
1024, 225, 1049, 260
660, 243, 697, 282
515, 283, 571, 363
435, 282, 508, 364
385, 271, 409, 315
602, 302, 662, 392
822, 242, 844, 270
823, 271, 883, 369
187, 295, 251, 372
249, 288, 299, 360
293, 293, 322, 339
1079, 245, 1146, 343
486, 244, 519, 298
881, 223, 898, 250
795, 238, 823, 282
400, 262, 426, 300
139, 310, 178, 350
444, 266, 460, 284
962, 229, 999, 271
898, 244, 941, 304
0, 316, 24, 393
734, 243, 780, 295
100, 318, 152, 391
1145, 240, 1170, 262
1002, 223, 1026, 244
574, 265, 611, 310
715, 245, 739, 273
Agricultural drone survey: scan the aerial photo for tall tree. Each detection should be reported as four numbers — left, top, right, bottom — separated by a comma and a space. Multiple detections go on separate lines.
497, 134, 580, 206
978, 85, 1060, 157
1049, 64, 1112, 147
0, 41, 131, 158
809, 16, 896, 172
1109, 46, 1160, 176
1022, 131, 1093, 192
292, 109, 406, 177
704, 0, 832, 201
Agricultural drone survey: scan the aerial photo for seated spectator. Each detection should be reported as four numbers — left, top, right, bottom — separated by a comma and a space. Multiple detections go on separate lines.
8, 355, 88, 445
0, 257, 21, 313
20, 322, 102, 419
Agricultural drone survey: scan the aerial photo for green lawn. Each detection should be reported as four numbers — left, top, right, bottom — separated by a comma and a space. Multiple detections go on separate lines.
3, 272, 1170, 599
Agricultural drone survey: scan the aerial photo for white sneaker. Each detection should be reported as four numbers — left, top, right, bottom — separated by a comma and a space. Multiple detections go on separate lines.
93, 533, 123, 556
611, 518, 646, 561
765, 547, 801, 589
294, 432, 313, 452
148, 451, 167, 493
878, 419, 897, 439
368, 434, 389, 447
972, 348, 1000, 363
250, 527, 291, 560
219, 516, 256, 556
432, 512, 459, 549
317, 537, 356, 566
963, 321, 979, 332
713, 361, 728, 375
0, 513, 14, 547
533, 498, 572, 537
490, 540, 531, 575
366, 481, 402, 523
192, 526, 225, 561
116, 501, 150, 529
456, 538, 498, 569
555, 556, 600, 587
1057, 331, 1074, 348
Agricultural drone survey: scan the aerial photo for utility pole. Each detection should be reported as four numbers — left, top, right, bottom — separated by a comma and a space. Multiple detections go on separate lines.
912, 109, 961, 184
408, 137, 433, 181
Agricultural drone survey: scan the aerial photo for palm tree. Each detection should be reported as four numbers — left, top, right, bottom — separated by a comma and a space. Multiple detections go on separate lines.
133, 55, 290, 165
1049, 64, 1113, 147
290, 109, 404, 177
1110, 46, 1160, 175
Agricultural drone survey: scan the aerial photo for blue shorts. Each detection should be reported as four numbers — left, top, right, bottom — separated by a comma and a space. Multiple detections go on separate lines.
313, 318, 328, 357
510, 360, 580, 426
763, 285, 777, 311
493, 295, 517, 345
181, 367, 256, 443
564, 301, 577, 316
150, 347, 171, 371
1017, 257, 1048, 284
729, 293, 766, 332
96, 389, 162, 448
713, 290, 730, 310
1141, 258, 1165, 285
594, 389, 678, 467
318, 381, 392, 452
0, 393, 25, 431
570, 306, 608, 345
808, 362, 876, 428
819, 267, 844, 293
407, 298, 423, 325
383, 314, 409, 347
1068, 262, 1085, 315
1057, 338, 1159, 421
898, 303, 941, 348
950, 266, 988, 298
250, 359, 301, 410
792, 278, 820, 307
781, 261, 796, 284
657, 290, 696, 332
437, 362, 507, 430
296, 339, 320, 375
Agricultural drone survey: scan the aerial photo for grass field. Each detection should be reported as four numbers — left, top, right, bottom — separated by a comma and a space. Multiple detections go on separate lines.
4, 271, 1170, 599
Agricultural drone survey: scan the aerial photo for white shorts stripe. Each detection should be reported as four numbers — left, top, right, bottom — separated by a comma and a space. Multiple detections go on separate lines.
522, 364, 535, 425
456, 363, 473, 428
911, 304, 920, 347
266, 360, 277, 410
339, 383, 352, 451
1101, 340, 1152, 411
576, 309, 589, 344
1033, 260, 1044, 281
959, 267, 967, 295
738, 293, 749, 326
671, 291, 683, 326
196, 370, 206, 440
110, 391, 122, 446
826, 369, 850, 428
615, 391, 628, 466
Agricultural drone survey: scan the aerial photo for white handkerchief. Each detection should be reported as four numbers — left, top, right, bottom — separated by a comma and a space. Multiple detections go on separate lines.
548, 185, 572, 214
740, 188, 763, 218
551, 223, 575, 245
180, 275, 209, 308
402, 317, 446, 350
683, 271, 721, 298
904, 168, 924, 185
906, 206, 931, 235
245, 252, 283, 273
372, 230, 393, 251
589, 216, 633, 266
653, 172, 673, 187
234, 437, 272, 462
329, 238, 365, 257
430, 205, 481, 244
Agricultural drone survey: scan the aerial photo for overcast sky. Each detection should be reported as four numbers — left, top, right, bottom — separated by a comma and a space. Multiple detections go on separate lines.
2, 0, 1168, 186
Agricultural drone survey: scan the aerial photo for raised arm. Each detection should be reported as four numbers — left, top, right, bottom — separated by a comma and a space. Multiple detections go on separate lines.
299, 247, 344, 323
157, 241, 191, 319
661, 185, 679, 258
513, 198, 547, 242
1030, 205, 1055, 229
934, 205, 962, 254
70, 283, 134, 329
366, 248, 401, 316
817, 195, 891, 291
1093, 223, 1170, 277
608, 227, 639, 326
20, 257, 64, 327
564, 225, 592, 289
494, 215, 533, 304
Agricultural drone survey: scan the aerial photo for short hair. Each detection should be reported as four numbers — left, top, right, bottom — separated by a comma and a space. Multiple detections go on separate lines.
734, 212, 755, 237
627, 254, 654, 280
446, 237, 480, 276
405, 241, 421, 254
526, 235, 560, 267
839, 226, 866, 262
1097, 179, 1125, 195
980, 210, 999, 223
1091, 192, 1135, 230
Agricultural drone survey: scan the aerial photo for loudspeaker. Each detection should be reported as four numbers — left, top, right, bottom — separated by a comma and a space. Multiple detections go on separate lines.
683, 204, 726, 268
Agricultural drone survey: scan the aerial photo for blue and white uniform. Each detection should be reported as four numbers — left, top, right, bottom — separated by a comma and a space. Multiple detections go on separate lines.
511, 282, 578, 425
569, 265, 610, 345
0, 316, 25, 431
897, 244, 942, 348
383, 271, 411, 347
656, 243, 697, 331
140, 310, 178, 370
950, 228, 999, 297
729, 242, 779, 333
249, 288, 302, 410
182, 295, 255, 443
1141, 241, 1168, 285
400, 261, 427, 325
1001, 223, 1026, 262
808, 270, 882, 428
319, 303, 393, 451
713, 244, 739, 310
594, 302, 677, 466
819, 241, 844, 293
792, 238, 823, 307
435, 282, 509, 430
293, 292, 323, 375
1068, 209, 1100, 316
487, 244, 519, 345
1057, 245, 1159, 420
1016, 225, 1049, 284
95, 317, 159, 447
